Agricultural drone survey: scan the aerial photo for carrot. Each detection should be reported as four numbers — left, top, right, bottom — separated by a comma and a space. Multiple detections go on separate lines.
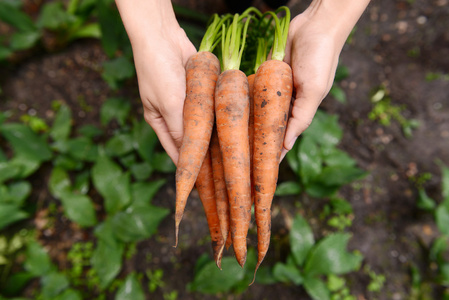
251, 8, 292, 281
209, 127, 231, 250
174, 15, 224, 247
195, 150, 225, 268
248, 38, 268, 206
215, 14, 252, 267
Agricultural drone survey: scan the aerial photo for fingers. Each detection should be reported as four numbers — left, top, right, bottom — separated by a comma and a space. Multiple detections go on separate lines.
144, 107, 181, 166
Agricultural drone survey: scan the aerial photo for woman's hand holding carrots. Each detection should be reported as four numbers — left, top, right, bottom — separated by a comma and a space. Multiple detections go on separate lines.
281, 0, 371, 160
115, 0, 197, 165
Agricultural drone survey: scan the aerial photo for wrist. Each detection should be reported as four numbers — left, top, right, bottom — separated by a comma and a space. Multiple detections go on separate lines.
115, 0, 181, 46
302, 0, 370, 47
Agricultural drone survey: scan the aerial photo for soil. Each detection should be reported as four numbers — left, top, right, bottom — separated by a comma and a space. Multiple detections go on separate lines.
1, 0, 449, 299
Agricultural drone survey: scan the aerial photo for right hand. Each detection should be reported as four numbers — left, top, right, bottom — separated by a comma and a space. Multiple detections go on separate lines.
131, 26, 197, 165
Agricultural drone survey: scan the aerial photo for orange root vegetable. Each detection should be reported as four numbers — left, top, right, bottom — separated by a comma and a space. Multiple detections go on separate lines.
215, 69, 251, 267
174, 51, 220, 247
195, 150, 225, 268
247, 73, 255, 206
252, 59, 293, 275
210, 127, 231, 249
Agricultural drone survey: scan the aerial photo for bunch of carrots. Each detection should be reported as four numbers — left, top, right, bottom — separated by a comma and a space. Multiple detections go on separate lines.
174, 7, 292, 283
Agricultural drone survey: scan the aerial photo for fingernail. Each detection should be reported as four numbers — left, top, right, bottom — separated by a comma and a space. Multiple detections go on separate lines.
287, 137, 297, 150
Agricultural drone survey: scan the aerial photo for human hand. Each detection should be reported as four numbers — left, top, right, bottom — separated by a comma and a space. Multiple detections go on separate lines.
280, 0, 370, 160
116, 0, 197, 165
132, 29, 197, 165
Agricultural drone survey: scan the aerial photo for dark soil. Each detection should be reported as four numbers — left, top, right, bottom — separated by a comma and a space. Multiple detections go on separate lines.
1, 0, 449, 299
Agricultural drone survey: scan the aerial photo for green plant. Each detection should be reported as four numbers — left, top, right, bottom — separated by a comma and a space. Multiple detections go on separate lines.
368, 86, 419, 138
412, 162, 449, 296
0, 0, 100, 59
146, 268, 165, 293
364, 265, 385, 293
329, 65, 350, 104
320, 198, 354, 231
271, 214, 362, 300
277, 110, 367, 198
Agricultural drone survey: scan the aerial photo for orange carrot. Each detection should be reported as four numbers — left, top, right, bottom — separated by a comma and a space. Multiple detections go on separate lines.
195, 150, 225, 268
247, 73, 255, 206
215, 69, 251, 267
174, 51, 219, 247
210, 127, 231, 250
174, 15, 224, 247
215, 14, 252, 267
252, 8, 292, 280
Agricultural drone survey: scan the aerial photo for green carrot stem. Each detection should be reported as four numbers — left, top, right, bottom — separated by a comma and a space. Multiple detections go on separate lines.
199, 14, 232, 53
264, 6, 290, 61
254, 38, 268, 73
222, 14, 252, 71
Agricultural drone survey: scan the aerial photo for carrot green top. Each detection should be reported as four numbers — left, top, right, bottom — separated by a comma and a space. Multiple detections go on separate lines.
199, 14, 230, 53
264, 6, 291, 62
221, 13, 252, 71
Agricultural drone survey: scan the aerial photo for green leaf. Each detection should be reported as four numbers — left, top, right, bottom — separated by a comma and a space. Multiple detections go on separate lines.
272, 261, 303, 285
329, 85, 346, 103
189, 256, 245, 294
0, 2, 36, 32
96, 0, 129, 57
101, 56, 135, 90
436, 201, 449, 235
303, 276, 331, 300
72, 171, 89, 195
115, 273, 145, 300
130, 162, 153, 181
430, 236, 448, 262
50, 104, 72, 141
130, 179, 166, 208
322, 147, 356, 168
36, 2, 77, 30
92, 154, 131, 214
316, 166, 367, 187
111, 205, 169, 242
91, 238, 124, 290
303, 110, 342, 148
275, 181, 302, 196
334, 65, 349, 82
49, 167, 71, 199
440, 163, 449, 201
54, 288, 83, 300
2, 271, 34, 296
0, 46, 12, 61
6, 181, 31, 206
0, 203, 28, 230
60, 192, 97, 227
329, 198, 353, 215
66, 136, 98, 161
78, 124, 103, 138
8, 153, 42, 178
105, 133, 134, 156
417, 189, 436, 211
151, 152, 176, 173
290, 214, 315, 266
41, 272, 69, 299
1, 123, 52, 162
70, 22, 101, 40
286, 143, 300, 174
10, 31, 40, 51
305, 183, 340, 198
304, 233, 362, 277
299, 136, 322, 184
100, 97, 131, 127
0, 162, 22, 183
132, 119, 158, 162
24, 240, 53, 277
53, 154, 84, 171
